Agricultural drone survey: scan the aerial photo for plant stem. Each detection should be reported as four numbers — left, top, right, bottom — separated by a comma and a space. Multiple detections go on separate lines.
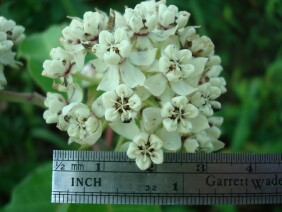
115, 136, 125, 151
74, 73, 97, 83
79, 144, 92, 150
0, 90, 46, 108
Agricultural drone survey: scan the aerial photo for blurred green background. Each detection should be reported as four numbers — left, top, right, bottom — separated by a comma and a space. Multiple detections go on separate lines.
0, 0, 282, 211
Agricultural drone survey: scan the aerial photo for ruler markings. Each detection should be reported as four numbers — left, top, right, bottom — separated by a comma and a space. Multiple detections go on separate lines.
52, 170, 282, 175
52, 150, 282, 205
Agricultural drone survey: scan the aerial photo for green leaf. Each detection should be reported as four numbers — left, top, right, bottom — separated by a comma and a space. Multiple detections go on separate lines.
18, 25, 63, 92
230, 79, 261, 152
3, 163, 65, 212
31, 128, 69, 149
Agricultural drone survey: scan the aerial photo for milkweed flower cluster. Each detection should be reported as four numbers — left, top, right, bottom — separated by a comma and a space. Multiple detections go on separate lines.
42, 0, 226, 170
0, 17, 25, 90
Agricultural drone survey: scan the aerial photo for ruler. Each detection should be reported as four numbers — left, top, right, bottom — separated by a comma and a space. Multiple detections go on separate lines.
51, 150, 282, 205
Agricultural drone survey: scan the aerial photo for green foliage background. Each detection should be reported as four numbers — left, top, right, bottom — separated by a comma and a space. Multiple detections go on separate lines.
0, 0, 282, 211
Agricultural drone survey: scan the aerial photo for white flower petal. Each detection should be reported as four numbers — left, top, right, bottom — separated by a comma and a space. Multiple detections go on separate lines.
135, 36, 153, 50
83, 122, 102, 145
97, 65, 120, 91
120, 62, 146, 88
128, 94, 141, 111
67, 83, 83, 103
136, 155, 151, 170
163, 118, 177, 132
184, 138, 199, 153
105, 108, 119, 122
118, 40, 131, 58
109, 121, 141, 140
134, 86, 151, 101
158, 127, 181, 151
127, 142, 140, 158
129, 48, 157, 67
186, 57, 208, 87
104, 51, 121, 65
206, 126, 221, 139
178, 119, 192, 133
102, 90, 117, 107
92, 59, 109, 72
190, 114, 210, 133
170, 80, 197, 96
145, 60, 159, 72
98, 30, 114, 45
159, 86, 174, 106
115, 84, 133, 98
151, 149, 163, 164
91, 95, 105, 118
142, 107, 162, 133
62, 102, 78, 116
211, 140, 225, 151
144, 73, 167, 96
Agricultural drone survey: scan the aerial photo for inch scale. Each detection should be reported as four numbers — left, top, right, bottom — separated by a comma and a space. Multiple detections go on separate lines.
51, 150, 282, 205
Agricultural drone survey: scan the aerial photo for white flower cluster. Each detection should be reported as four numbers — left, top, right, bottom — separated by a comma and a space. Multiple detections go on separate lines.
42, 0, 226, 170
0, 16, 25, 90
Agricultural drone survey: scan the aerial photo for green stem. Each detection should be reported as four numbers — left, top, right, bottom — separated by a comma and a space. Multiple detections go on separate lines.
115, 136, 125, 151
79, 144, 92, 150
0, 90, 45, 108
102, 119, 108, 131
73, 73, 97, 83
146, 96, 160, 107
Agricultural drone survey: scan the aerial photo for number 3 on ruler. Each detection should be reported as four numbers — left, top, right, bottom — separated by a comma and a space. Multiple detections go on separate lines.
145, 185, 157, 191
196, 163, 206, 172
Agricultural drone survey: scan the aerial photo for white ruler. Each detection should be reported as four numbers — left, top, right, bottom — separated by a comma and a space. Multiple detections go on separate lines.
51, 150, 282, 205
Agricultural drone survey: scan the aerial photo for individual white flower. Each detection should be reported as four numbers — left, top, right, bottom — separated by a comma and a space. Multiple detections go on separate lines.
43, 92, 67, 124
160, 45, 195, 81
93, 28, 131, 65
157, 3, 190, 31
0, 16, 25, 44
82, 11, 109, 45
189, 35, 214, 57
190, 83, 221, 116
102, 84, 141, 123
42, 47, 83, 79
124, 1, 158, 35
61, 11, 109, 51
60, 18, 85, 52
60, 103, 102, 145
179, 26, 197, 49
124, 1, 161, 50
42, 47, 84, 91
161, 96, 199, 133
158, 45, 196, 95
127, 132, 163, 170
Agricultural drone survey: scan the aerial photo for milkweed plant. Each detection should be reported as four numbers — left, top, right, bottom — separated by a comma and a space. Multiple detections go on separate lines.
1, 0, 226, 170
